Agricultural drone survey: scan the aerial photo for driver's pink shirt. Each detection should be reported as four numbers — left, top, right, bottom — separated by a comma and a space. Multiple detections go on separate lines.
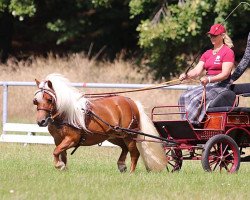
200, 45, 235, 75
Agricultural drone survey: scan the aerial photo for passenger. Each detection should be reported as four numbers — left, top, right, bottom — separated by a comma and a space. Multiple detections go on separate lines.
229, 32, 250, 83
178, 24, 235, 125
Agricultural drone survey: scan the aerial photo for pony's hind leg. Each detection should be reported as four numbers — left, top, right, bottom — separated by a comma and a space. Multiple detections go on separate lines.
124, 137, 140, 173
108, 138, 128, 173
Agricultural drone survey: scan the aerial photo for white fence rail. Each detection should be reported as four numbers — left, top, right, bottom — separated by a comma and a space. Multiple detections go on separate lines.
0, 81, 193, 145
2, 123, 52, 144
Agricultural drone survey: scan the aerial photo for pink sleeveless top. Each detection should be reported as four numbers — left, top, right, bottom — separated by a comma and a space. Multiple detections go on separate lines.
200, 45, 235, 75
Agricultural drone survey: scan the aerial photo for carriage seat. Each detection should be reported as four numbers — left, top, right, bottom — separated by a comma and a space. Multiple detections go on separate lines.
207, 83, 250, 113
231, 83, 250, 97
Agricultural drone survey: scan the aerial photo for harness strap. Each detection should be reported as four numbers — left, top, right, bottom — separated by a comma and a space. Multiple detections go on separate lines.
51, 112, 60, 120
86, 109, 177, 145
71, 135, 86, 155
123, 97, 139, 130
37, 107, 52, 112
35, 88, 57, 101
86, 110, 120, 132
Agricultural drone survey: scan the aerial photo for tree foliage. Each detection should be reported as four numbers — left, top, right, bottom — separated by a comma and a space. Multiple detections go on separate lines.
0, 0, 249, 79
0, 0, 36, 18
129, 0, 250, 78
0, 0, 140, 61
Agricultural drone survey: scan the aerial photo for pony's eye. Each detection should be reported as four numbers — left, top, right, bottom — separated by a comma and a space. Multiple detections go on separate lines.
48, 99, 53, 103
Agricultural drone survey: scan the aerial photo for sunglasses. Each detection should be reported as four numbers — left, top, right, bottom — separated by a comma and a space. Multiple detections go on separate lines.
208, 34, 220, 38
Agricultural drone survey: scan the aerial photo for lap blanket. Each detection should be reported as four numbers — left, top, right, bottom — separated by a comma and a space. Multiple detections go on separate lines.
178, 83, 229, 125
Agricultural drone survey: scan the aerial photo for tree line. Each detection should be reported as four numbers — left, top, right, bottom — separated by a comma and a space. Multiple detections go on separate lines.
0, 0, 249, 78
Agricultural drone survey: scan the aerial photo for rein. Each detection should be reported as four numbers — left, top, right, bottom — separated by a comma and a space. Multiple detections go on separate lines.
84, 79, 182, 97
195, 85, 207, 123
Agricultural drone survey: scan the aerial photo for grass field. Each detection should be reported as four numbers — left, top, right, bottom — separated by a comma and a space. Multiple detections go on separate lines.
1, 143, 250, 200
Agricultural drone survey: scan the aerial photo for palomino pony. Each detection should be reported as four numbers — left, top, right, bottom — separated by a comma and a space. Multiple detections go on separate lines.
33, 73, 167, 172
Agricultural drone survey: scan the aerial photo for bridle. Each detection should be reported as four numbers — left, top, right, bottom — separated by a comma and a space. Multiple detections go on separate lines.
34, 83, 59, 123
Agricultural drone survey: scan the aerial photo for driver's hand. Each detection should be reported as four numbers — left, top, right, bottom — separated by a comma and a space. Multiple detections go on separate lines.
200, 76, 209, 86
179, 73, 187, 81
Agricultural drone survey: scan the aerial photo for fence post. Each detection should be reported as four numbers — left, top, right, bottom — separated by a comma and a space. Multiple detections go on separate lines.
2, 83, 8, 134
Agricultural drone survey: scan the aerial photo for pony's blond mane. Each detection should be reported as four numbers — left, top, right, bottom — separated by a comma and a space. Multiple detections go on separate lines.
45, 73, 89, 130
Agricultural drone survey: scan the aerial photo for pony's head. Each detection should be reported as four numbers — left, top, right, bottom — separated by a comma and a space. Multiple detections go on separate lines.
33, 74, 89, 129
33, 79, 57, 127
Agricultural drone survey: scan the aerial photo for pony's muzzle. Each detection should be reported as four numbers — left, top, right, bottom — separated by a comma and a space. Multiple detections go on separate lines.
37, 117, 52, 127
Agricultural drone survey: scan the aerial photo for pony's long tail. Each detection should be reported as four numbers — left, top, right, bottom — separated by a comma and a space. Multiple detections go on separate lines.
135, 101, 167, 172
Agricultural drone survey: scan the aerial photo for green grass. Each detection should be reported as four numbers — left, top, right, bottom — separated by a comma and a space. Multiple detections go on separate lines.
0, 143, 250, 200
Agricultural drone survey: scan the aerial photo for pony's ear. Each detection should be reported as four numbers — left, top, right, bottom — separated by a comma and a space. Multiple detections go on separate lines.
35, 79, 40, 88
47, 80, 54, 90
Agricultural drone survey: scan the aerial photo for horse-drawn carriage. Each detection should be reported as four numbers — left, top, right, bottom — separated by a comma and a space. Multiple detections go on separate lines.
33, 74, 250, 173
152, 83, 250, 173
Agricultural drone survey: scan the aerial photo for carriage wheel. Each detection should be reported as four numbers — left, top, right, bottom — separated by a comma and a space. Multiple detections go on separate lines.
165, 148, 183, 172
201, 134, 240, 173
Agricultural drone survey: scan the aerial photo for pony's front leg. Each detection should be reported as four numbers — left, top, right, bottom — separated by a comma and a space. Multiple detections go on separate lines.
59, 150, 67, 166
53, 137, 77, 170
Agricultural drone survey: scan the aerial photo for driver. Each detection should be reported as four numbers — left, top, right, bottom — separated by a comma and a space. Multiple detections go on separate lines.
178, 24, 235, 126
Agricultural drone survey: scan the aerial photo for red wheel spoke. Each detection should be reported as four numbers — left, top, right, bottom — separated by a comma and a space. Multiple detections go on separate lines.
222, 144, 229, 156
224, 151, 233, 159
167, 162, 179, 172
166, 149, 171, 154
224, 159, 234, 165
167, 157, 174, 161
222, 161, 230, 172
210, 155, 220, 159
219, 159, 226, 172
220, 143, 223, 156
168, 162, 175, 167
209, 158, 218, 165
212, 144, 220, 157
212, 161, 219, 171
209, 156, 221, 171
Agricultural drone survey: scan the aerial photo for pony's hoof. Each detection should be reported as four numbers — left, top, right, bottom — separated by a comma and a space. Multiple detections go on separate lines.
118, 164, 127, 173
55, 161, 67, 171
